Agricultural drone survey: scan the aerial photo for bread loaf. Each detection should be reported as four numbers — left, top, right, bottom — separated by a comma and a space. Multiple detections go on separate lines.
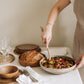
19, 50, 44, 67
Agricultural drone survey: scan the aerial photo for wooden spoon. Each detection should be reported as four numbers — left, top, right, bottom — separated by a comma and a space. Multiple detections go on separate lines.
40, 26, 51, 60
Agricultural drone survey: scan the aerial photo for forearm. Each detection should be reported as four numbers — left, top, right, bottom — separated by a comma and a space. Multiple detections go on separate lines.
46, 5, 59, 28
46, 0, 71, 30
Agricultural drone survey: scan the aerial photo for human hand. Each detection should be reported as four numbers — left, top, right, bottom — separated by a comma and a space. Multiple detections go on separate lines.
74, 54, 84, 70
41, 25, 52, 48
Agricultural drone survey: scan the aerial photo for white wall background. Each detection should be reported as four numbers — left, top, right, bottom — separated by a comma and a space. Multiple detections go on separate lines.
0, 0, 77, 51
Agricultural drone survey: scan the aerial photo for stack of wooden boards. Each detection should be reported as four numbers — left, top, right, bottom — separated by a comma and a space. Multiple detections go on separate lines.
14, 44, 45, 67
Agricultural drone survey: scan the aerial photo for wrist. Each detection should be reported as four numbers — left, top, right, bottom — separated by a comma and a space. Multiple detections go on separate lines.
47, 23, 53, 28
45, 23, 53, 32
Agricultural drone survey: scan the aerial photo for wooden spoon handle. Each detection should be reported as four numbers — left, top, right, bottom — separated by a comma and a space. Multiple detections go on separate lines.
40, 26, 44, 32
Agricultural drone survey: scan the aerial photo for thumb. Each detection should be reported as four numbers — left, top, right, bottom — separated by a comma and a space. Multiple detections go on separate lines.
74, 58, 83, 70
75, 58, 81, 64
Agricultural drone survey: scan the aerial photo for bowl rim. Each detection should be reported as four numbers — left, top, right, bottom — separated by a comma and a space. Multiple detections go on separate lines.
40, 56, 76, 70
0, 65, 19, 75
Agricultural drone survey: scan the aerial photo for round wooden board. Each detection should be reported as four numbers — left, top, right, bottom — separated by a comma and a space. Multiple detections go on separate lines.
14, 44, 41, 54
0, 54, 15, 65
0, 70, 22, 84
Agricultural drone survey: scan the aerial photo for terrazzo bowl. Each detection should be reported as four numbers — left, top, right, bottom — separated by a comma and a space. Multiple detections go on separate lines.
0, 66, 19, 78
40, 56, 76, 75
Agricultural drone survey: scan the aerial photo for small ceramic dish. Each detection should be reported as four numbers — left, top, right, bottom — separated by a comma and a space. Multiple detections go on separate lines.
40, 56, 76, 74
0, 66, 19, 78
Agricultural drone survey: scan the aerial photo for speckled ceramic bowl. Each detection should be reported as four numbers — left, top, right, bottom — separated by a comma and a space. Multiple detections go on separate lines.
40, 56, 76, 75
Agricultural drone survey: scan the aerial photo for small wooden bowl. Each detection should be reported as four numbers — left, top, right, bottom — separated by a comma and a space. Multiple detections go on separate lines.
0, 66, 19, 79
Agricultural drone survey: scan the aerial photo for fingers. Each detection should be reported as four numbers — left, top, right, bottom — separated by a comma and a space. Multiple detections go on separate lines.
74, 60, 82, 70
41, 36, 50, 48
41, 33, 51, 48
74, 56, 83, 70
41, 34, 46, 44
43, 38, 46, 44
46, 42, 48, 49
75, 58, 81, 64
41, 29, 52, 48
46, 38, 50, 49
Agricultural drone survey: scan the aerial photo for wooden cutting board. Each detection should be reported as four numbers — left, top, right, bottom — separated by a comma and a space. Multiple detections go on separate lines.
14, 44, 41, 54
0, 54, 15, 65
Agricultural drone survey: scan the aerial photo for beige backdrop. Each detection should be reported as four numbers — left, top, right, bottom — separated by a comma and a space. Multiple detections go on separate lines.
0, 0, 76, 51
